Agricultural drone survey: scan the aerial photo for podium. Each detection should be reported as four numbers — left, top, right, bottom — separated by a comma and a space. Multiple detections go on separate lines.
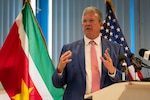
84, 81, 150, 100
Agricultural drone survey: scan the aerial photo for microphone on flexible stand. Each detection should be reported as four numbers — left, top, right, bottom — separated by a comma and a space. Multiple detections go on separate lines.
139, 49, 150, 81
129, 53, 142, 70
129, 53, 150, 80
129, 53, 143, 80
118, 54, 127, 81
129, 52, 150, 69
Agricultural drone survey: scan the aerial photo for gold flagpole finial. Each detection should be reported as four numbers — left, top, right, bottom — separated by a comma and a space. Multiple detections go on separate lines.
23, 0, 30, 6
25, 0, 31, 3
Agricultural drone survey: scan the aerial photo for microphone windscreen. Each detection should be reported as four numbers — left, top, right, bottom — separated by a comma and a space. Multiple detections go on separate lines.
118, 54, 126, 62
139, 48, 148, 57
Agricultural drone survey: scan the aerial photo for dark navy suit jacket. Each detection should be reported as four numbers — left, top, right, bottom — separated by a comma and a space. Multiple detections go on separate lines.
52, 38, 125, 100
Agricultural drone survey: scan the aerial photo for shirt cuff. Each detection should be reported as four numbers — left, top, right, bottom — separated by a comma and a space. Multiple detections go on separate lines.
57, 70, 63, 77
108, 69, 116, 78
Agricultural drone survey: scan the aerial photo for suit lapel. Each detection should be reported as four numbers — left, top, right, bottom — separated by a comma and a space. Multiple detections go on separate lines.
101, 38, 109, 86
77, 39, 86, 80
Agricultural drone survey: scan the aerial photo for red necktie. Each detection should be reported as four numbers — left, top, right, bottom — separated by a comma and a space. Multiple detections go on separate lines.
90, 41, 100, 92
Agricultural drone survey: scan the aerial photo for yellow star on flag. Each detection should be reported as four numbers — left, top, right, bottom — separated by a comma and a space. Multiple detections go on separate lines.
12, 79, 33, 100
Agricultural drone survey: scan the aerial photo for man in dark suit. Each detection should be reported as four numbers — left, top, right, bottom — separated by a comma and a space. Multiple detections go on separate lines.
52, 6, 128, 100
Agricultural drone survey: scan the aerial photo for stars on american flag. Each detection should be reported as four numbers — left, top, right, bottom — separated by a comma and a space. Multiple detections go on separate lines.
101, 1, 144, 80
100, 3, 131, 59
110, 25, 114, 30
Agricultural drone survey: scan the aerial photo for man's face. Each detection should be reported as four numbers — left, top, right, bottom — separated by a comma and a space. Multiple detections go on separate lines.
82, 13, 102, 39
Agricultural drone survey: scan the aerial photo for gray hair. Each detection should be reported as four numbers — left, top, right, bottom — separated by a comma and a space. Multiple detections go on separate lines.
82, 6, 102, 22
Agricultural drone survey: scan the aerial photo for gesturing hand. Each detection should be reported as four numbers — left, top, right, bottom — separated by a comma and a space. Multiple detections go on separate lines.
57, 50, 72, 73
100, 48, 115, 74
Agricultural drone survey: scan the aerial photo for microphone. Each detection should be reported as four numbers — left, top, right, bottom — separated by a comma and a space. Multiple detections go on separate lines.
129, 53, 150, 69
118, 54, 127, 69
129, 53, 142, 70
118, 54, 127, 81
139, 48, 150, 60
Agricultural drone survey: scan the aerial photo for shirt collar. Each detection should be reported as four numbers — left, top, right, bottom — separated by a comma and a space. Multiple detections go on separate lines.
84, 34, 101, 46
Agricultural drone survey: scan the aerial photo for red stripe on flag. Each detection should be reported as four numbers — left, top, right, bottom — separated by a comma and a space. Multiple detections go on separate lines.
128, 70, 133, 80
0, 22, 42, 99
137, 70, 144, 79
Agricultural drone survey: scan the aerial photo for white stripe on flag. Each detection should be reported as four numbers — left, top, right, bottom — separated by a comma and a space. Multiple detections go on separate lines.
128, 65, 140, 80
29, 54, 53, 100
0, 85, 10, 100
17, 13, 53, 100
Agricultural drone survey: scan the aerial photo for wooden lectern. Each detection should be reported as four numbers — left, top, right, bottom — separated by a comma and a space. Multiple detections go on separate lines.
84, 81, 150, 100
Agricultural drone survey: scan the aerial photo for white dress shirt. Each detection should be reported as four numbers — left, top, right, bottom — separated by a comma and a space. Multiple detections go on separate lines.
84, 34, 102, 94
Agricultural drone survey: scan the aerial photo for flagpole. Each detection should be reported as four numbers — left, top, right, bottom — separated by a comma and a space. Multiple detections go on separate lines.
104, 0, 116, 16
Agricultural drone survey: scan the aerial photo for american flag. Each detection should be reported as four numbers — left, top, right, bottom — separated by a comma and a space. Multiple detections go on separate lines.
100, 1, 143, 80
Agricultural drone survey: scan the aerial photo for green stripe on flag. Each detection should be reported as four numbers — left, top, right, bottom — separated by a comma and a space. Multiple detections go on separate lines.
22, 3, 64, 100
